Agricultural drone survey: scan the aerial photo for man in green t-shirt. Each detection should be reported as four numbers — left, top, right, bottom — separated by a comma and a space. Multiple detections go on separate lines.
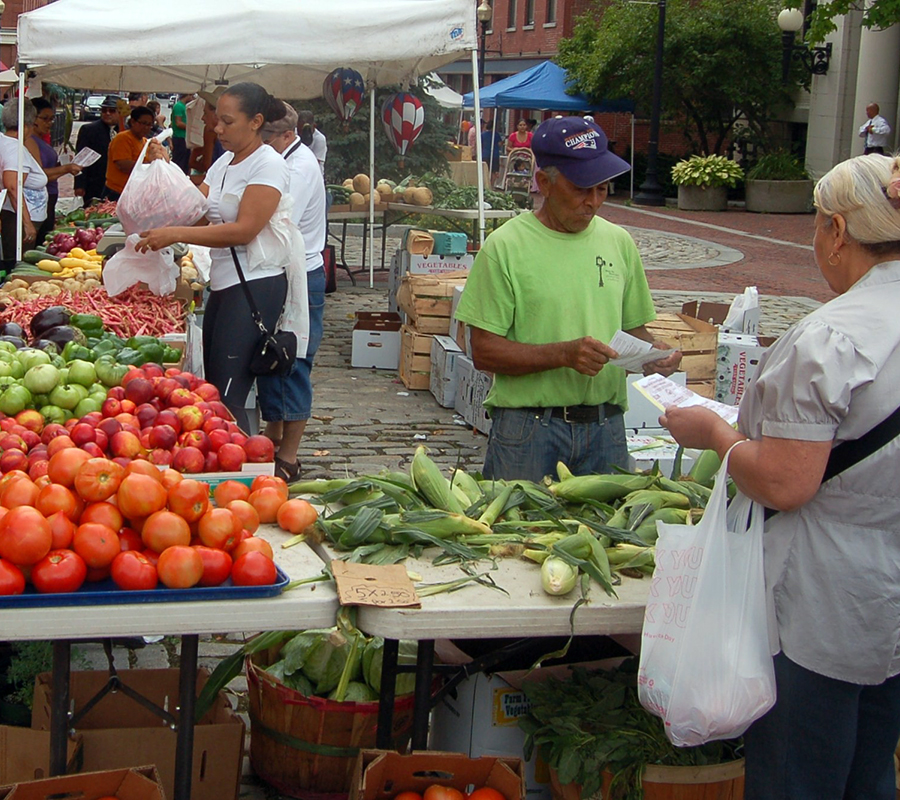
170, 93, 191, 175
454, 116, 681, 482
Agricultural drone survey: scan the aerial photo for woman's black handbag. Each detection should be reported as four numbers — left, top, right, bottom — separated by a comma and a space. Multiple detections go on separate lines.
229, 247, 297, 376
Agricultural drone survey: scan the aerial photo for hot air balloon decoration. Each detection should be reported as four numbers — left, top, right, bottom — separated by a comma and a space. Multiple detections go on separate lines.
322, 67, 365, 129
381, 92, 424, 167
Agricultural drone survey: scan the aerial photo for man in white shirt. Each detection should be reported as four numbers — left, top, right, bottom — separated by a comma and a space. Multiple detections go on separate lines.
858, 103, 892, 155
257, 103, 328, 482
297, 110, 327, 175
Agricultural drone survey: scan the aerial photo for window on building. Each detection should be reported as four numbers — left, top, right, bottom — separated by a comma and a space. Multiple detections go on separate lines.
525, 0, 535, 26
507, 0, 517, 29
546, 0, 557, 24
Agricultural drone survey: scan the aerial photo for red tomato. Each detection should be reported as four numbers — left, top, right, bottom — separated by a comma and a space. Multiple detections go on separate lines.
85, 565, 112, 582
231, 551, 277, 586
0, 477, 39, 509
118, 528, 144, 552
231, 536, 274, 562
111, 550, 159, 591
80, 501, 125, 533
167, 479, 210, 523
156, 545, 203, 589
160, 469, 183, 491
248, 487, 285, 524
141, 510, 191, 554
74, 458, 126, 502
46, 448, 92, 487
35, 484, 80, 521
0, 506, 52, 566
124, 460, 162, 481
226, 499, 259, 534
424, 787, 465, 800
116, 473, 167, 519
141, 548, 160, 566
197, 508, 242, 551
276, 499, 318, 534
194, 545, 233, 587
213, 480, 250, 507
72, 523, 120, 569
0, 558, 25, 595
395, 794, 424, 800
31, 550, 88, 594
251, 475, 289, 501
467, 789, 507, 800
46, 510, 76, 550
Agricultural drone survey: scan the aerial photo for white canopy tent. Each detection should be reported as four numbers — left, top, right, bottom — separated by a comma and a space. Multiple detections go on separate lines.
15, 0, 487, 282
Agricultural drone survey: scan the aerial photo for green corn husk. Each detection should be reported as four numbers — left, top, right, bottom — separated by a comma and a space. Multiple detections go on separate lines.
290, 478, 354, 495
410, 446, 465, 513
451, 469, 484, 505
398, 509, 493, 538
689, 448, 722, 487
362, 637, 418, 696
280, 628, 363, 694
478, 483, 514, 526
550, 474, 657, 503
541, 557, 578, 596
606, 543, 656, 570
556, 462, 575, 482
281, 669, 314, 696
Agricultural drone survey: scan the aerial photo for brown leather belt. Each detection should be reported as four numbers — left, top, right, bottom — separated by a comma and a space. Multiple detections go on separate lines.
523, 403, 623, 424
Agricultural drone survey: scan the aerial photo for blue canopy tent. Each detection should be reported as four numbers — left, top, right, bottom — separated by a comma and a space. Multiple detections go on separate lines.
461, 61, 632, 112
461, 61, 636, 195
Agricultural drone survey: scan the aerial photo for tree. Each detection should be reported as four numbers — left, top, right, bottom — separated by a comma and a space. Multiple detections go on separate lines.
557, 0, 801, 156
292, 86, 457, 186
793, 0, 900, 44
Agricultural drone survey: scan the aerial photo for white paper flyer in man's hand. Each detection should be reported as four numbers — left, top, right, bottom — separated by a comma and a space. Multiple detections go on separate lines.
72, 148, 101, 168
633, 374, 740, 426
607, 330, 675, 372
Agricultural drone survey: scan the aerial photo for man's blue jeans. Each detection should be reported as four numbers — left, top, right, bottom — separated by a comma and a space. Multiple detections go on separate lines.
482, 406, 628, 483
744, 652, 900, 800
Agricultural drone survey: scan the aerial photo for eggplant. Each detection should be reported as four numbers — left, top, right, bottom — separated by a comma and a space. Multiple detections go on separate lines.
0, 335, 26, 349
36, 325, 85, 353
0, 322, 24, 339
29, 306, 71, 340
32, 338, 60, 354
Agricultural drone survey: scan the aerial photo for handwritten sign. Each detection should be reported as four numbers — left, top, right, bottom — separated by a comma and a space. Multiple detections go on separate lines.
332, 561, 420, 608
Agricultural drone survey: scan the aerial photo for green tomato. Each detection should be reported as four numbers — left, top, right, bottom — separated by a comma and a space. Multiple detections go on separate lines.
18, 348, 51, 373
39, 405, 66, 425
48, 383, 87, 411
22, 364, 60, 395
0, 384, 32, 416
74, 396, 103, 417
66, 359, 96, 388
0, 341, 16, 354
0, 362, 17, 379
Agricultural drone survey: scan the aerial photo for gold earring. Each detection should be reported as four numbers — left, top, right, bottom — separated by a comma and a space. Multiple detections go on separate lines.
827, 251, 841, 266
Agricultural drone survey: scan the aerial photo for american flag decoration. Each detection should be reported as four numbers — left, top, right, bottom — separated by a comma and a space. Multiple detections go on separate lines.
322, 68, 365, 125
381, 92, 425, 164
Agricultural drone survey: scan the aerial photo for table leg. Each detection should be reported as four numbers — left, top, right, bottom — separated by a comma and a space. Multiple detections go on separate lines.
375, 638, 399, 749
411, 640, 434, 750
173, 634, 199, 800
328, 221, 356, 285
49, 640, 70, 776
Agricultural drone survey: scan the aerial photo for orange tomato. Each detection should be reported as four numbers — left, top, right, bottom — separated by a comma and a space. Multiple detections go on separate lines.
424, 787, 465, 800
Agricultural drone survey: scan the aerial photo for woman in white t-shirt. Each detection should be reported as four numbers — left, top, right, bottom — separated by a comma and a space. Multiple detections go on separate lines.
0, 99, 49, 275
136, 83, 291, 431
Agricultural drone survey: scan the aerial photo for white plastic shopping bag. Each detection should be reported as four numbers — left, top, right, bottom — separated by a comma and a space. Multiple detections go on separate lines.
103, 234, 179, 297
638, 442, 776, 746
117, 137, 208, 235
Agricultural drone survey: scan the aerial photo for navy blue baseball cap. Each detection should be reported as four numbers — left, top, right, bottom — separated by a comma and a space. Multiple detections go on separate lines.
532, 116, 630, 188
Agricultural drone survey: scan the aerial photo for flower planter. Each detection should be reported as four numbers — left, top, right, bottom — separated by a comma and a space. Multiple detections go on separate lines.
677, 185, 728, 212
549, 759, 745, 800
745, 179, 814, 213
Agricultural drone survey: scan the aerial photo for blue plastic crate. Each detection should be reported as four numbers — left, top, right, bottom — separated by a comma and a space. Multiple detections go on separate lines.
431, 231, 468, 256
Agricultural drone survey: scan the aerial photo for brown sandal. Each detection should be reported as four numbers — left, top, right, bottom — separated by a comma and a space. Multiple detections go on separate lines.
274, 457, 302, 484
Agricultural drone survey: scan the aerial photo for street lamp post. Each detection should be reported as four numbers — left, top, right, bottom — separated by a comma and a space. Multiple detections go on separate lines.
634, 0, 666, 206
477, 0, 492, 89
777, 7, 831, 84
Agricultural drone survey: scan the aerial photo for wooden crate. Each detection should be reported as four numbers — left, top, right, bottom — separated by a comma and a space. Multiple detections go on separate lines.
646, 313, 717, 384
396, 271, 468, 335
399, 324, 432, 390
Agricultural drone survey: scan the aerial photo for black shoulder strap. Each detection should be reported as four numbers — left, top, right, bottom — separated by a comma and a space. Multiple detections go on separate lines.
230, 247, 268, 335
764, 403, 900, 519
283, 139, 303, 161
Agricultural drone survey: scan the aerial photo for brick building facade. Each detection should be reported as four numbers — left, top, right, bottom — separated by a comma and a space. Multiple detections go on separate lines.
0, 0, 53, 70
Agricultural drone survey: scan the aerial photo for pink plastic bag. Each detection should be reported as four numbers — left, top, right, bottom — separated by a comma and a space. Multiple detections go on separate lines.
117, 138, 207, 235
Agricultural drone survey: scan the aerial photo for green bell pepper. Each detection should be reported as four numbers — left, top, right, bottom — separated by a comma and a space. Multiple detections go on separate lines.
162, 346, 182, 364
69, 313, 104, 336
126, 336, 160, 350
62, 341, 95, 363
91, 339, 118, 356
115, 348, 145, 367
136, 342, 165, 365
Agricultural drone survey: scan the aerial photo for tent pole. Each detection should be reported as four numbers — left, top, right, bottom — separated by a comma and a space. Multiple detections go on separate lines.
630, 113, 635, 200
489, 114, 497, 185
471, 49, 485, 247
15, 66, 25, 264
368, 84, 375, 289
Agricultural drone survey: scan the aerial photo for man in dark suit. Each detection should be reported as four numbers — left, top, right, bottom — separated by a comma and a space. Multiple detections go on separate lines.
73, 95, 120, 206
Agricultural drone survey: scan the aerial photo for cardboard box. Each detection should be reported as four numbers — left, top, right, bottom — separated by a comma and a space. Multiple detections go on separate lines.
715, 332, 774, 406
396, 272, 469, 336
431, 231, 469, 256
682, 297, 760, 335
624, 371, 686, 430
399, 252, 474, 278
350, 751, 525, 800
430, 335, 464, 408
0, 766, 165, 800
352, 312, 403, 369
31, 669, 244, 800
0, 727, 81, 785
399, 324, 433, 391
453, 355, 492, 434
627, 434, 698, 476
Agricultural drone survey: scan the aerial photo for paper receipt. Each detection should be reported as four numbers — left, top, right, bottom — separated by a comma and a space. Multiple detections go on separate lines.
607, 330, 675, 372
633, 374, 740, 426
